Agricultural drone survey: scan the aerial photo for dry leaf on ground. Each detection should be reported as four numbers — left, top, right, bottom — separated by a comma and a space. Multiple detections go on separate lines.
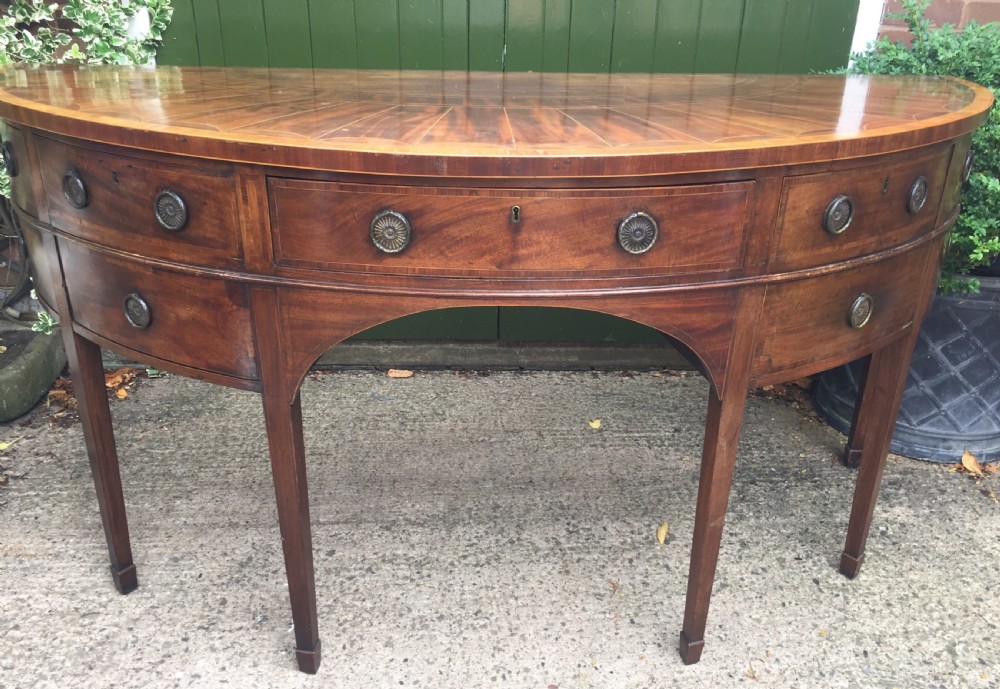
961, 449, 985, 478
387, 369, 414, 378
655, 521, 669, 544
588, 419, 602, 430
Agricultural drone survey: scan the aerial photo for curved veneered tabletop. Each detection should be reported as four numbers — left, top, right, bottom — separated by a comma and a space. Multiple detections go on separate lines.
0, 66, 993, 675
0, 66, 991, 177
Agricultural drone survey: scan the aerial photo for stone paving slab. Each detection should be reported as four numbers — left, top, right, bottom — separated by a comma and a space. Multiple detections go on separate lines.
0, 370, 997, 689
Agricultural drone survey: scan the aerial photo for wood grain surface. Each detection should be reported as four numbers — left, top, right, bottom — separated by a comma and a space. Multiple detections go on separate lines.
0, 66, 991, 177
1, 66, 993, 675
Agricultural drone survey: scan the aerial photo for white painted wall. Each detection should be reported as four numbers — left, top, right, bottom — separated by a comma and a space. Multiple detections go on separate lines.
851, 0, 887, 56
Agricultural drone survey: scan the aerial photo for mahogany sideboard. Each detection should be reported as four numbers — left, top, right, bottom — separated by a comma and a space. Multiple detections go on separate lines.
0, 66, 991, 674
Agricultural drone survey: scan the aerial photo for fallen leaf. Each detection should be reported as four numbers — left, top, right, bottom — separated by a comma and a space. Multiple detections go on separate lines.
0, 345, 7, 355
818, 629, 829, 637
961, 449, 985, 478
0, 437, 22, 452
588, 419, 602, 430
655, 521, 669, 544
387, 369, 414, 378
115, 388, 128, 400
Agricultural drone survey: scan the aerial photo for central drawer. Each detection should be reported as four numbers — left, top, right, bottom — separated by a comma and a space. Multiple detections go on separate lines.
268, 179, 754, 278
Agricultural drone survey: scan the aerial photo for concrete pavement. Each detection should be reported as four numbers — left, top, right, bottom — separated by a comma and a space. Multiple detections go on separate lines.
1, 369, 997, 689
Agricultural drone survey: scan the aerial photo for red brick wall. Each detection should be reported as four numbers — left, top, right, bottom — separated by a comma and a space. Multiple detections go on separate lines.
881, 0, 1000, 42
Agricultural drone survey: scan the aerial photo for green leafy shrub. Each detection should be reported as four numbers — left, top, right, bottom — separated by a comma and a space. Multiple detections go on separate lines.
851, 0, 1000, 292
0, 0, 173, 196
0, 0, 172, 326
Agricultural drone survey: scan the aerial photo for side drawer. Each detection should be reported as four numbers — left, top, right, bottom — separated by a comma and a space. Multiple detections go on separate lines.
752, 246, 932, 383
35, 136, 242, 267
770, 146, 952, 271
0, 122, 38, 218
59, 239, 257, 381
269, 180, 754, 278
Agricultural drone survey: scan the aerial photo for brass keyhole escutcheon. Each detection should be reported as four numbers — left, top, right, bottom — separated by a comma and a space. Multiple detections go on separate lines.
511, 205, 521, 223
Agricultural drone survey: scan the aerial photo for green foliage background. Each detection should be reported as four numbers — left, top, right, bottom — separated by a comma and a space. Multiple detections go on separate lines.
0, 0, 173, 196
850, 0, 1000, 292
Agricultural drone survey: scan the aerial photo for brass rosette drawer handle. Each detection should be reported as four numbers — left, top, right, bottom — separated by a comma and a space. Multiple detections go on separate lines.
617, 211, 659, 255
370, 209, 411, 254
848, 292, 874, 329
123, 292, 152, 329
1, 140, 16, 177
907, 176, 929, 214
154, 189, 189, 231
823, 194, 854, 235
62, 168, 88, 209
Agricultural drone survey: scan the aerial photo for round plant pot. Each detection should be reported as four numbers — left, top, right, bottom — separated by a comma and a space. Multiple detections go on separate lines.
815, 276, 1000, 464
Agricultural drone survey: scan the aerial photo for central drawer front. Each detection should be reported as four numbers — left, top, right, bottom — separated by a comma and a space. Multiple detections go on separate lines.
59, 239, 257, 381
269, 180, 754, 278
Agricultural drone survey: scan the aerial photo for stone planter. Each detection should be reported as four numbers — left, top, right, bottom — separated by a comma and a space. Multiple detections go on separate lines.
815, 276, 1000, 464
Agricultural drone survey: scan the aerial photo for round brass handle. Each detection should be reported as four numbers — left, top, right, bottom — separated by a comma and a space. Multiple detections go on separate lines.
370, 209, 411, 254
62, 169, 88, 209
617, 211, 658, 255
123, 292, 152, 330
907, 176, 929, 214
848, 293, 874, 329
154, 189, 189, 231
2, 140, 16, 177
823, 195, 854, 235
963, 150, 974, 183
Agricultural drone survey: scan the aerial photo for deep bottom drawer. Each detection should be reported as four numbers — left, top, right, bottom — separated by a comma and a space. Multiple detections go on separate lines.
59, 239, 257, 381
753, 246, 933, 382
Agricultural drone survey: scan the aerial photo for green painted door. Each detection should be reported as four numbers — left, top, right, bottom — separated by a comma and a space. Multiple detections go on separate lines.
159, 0, 860, 345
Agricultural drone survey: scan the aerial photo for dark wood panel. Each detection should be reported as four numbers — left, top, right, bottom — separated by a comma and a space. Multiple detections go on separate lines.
770, 146, 952, 271
34, 136, 243, 268
752, 246, 931, 383
59, 239, 257, 381
268, 179, 754, 277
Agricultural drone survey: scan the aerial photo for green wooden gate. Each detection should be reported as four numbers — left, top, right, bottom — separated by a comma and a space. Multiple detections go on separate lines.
157, 0, 860, 346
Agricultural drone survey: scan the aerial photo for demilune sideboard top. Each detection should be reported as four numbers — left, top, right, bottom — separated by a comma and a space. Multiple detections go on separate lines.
0, 65, 991, 674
